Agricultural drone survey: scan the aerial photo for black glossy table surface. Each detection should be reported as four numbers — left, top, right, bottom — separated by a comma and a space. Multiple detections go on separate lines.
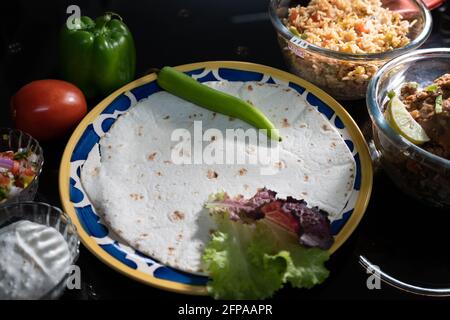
1, 0, 449, 300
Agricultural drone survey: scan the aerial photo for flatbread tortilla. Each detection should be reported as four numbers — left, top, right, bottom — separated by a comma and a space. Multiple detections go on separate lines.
81, 81, 355, 274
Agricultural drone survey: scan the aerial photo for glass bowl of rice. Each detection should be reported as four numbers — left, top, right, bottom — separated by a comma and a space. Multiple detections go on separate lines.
269, 0, 432, 100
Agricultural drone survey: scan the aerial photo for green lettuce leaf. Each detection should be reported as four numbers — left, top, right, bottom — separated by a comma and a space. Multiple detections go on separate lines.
202, 215, 330, 300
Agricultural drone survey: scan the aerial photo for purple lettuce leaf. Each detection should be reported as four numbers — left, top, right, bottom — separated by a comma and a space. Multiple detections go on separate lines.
205, 188, 334, 250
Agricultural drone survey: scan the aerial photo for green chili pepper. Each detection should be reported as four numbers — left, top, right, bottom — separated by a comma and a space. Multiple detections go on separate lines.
435, 94, 443, 114
289, 26, 301, 37
0, 187, 6, 202
157, 67, 281, 141
60, 12, 136, 98
387, 90, 396, 99
425, 84, 439, 93
13, 150, 29, 160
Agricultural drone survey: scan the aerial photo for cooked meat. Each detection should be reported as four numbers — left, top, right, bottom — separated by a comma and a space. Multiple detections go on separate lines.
400, 82, 418, 97
434, 73, 450, 96
400, 76, 450, 160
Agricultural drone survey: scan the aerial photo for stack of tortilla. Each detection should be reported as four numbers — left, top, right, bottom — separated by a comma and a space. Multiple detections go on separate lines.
81, 81, 355, 274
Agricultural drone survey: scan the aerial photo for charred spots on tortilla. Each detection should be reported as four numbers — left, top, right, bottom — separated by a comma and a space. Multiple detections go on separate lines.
207, 169, 219, 179
285, 107, 289, 111
212, 112, 217, 119
243, 184, 250, 190
274, 160, 286, 169
308, 108, 313, 112
301, 192, 308, 196
304, 174, 309, 182
90, 167, 100, 177
168, 247, 175, 255
210, 135, 216, 141
169, 210, 185, 222
137, 125, 144, 136
284, 88, 291, 92
176, 233, 183, 242
155, 171, 163, 176
163, 115, 170, 120
247, 84, 253, 91
147, 152, 157, 161
331, 142, 337, 148
282, 118, 290, 128
299, 123, 307, 128
163, 160, 173, 164
229, 116, 236, 121
237, 168, 248, 176
322, 124, 331, 132
129, 193, 144, 200
107, 145, 112, 149
328, 158, 332, 163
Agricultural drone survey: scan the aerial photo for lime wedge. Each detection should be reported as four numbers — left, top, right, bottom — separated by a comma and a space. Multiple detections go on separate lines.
387, 96, 430, 145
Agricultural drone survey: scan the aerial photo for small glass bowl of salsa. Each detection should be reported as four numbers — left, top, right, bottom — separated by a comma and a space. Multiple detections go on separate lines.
0, 128, 44, 207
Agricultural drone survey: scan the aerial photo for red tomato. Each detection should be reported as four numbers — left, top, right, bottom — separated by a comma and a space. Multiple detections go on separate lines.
10, 161, 20, 176
11, 80, 87, 141
0, 174, 10, 186
289, 10, 298, 23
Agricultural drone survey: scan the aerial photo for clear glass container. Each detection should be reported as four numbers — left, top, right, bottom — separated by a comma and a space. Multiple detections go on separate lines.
0, 128, 44, 206
367, 48, 450, 208
0, 201, 80, 299
269, 0, 432, 100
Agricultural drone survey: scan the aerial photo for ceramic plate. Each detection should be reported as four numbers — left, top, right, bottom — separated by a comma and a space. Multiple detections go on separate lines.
59, 61, 373, 295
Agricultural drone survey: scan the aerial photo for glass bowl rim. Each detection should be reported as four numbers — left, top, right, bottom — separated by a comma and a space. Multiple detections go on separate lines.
366, 47, 450, 169
268, 0, 432, 61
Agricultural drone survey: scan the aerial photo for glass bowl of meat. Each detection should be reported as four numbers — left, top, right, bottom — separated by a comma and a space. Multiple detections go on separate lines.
367, 48, 450, 208
269, 0, 432, 100
0, 128, 44, 207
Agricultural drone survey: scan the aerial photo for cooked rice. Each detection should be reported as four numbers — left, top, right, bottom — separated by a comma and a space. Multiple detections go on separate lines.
287, 0, 413, 54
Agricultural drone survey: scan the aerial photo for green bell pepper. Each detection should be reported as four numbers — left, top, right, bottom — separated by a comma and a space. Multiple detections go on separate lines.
60, 12, 136, 98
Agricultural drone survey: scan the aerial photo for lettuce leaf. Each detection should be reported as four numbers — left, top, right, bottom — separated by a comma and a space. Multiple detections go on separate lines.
202, 215, 330, 300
